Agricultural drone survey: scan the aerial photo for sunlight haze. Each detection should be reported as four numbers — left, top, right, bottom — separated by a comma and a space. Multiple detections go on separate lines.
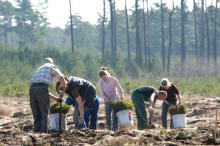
34, 0, 214, 27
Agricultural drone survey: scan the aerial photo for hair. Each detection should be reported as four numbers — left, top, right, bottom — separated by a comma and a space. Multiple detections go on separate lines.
56, 81, 61, 94
56, 76, 69, 94
154, 91, 167, 102
161, 78, 171, 86
158, 91, 167, 97
98, 67, 110, 77
44, 57, 54, 64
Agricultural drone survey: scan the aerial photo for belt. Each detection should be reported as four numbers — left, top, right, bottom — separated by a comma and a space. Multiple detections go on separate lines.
31, 82, 49, 88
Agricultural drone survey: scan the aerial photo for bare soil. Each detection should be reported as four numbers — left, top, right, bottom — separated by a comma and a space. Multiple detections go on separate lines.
0, 96, 220, 146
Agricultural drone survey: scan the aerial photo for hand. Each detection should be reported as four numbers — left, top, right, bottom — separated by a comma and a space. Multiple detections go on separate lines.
78, 121, 86, 129
178, 100, 181, 105
56, 97, 63, 103
79, 117, 84, 124
121, 93, 125, 100
148, 107, 154, 112
152, 102, 156, 108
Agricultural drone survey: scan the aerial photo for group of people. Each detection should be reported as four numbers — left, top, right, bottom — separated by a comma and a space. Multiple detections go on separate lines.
29, 58, 180, 133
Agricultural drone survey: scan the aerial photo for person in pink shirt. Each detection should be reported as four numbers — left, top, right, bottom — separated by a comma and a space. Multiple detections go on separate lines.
98, 67, 124, 131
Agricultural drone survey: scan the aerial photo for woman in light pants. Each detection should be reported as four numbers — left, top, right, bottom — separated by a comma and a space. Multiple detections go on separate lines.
98, 67, 124, 131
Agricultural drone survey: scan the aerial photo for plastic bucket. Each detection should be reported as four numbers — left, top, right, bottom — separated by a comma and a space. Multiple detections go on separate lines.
50, 113, 67, 131
116, 110, 134, 129
171, 114, 187, 128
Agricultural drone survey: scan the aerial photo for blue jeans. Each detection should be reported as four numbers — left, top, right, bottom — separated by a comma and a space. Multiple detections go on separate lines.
162, 102, 174, 129
74, 98, 99, 129
105, 102, 118, 131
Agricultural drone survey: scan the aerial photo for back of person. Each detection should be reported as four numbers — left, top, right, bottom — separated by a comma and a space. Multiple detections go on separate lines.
135, 86, 158, 101
68, 76, 96, 107
31, 63, 60, 85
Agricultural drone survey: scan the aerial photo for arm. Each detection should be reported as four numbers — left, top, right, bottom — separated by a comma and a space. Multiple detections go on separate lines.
149, 93, 156, 108
173, 84, 181, 104
49, 92, 62, 102
114, 77, 124, 99
51, 67, 67, 89
70, 88, 84, 122
176, 94, 181, 104
98, 81, 106, 101
75, 96, 84, 123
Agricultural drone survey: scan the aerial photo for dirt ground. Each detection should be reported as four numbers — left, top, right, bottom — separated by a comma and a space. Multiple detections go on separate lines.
0, 95, 220, 146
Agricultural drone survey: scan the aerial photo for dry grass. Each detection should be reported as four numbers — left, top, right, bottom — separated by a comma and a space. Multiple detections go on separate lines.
0, 104, 13, 117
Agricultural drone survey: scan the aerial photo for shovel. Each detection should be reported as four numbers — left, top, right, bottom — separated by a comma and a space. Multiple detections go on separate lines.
59, 92, 64, 132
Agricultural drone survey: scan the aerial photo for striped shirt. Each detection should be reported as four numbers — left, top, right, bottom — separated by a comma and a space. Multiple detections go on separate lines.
31, 63, 64, 85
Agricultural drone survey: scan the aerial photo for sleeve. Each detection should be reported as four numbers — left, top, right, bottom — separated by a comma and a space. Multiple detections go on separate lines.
172, 84, 180, 95
51, 65, 64, 79
65, 97, 74, 106
98, 80, 105, 97
114, 77, 124, 97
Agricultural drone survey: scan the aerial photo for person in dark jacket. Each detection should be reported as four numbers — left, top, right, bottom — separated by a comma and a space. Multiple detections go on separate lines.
159, 78, 180, 129
56, 76, 99, 129
131, 86, 167, 130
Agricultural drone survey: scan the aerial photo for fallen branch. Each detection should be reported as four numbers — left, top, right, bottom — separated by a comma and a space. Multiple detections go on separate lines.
187, 119, 210, 124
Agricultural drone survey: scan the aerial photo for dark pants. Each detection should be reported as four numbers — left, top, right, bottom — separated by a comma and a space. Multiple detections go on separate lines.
105, 102, 118, 131
29, 86, 50, 133
162, 101, 174, 129
131, 91, 148, 130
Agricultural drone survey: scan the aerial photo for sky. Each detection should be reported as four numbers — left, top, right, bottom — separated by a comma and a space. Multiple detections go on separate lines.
31, 0, 215, 28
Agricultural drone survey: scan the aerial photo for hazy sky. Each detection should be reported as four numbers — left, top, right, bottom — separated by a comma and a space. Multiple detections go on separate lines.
31, 0, 215, 28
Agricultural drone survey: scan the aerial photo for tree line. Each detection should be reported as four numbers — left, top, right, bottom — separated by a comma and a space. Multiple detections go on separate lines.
0, 0, 220, 76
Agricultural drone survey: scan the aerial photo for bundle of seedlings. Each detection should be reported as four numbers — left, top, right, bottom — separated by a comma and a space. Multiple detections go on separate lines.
50, 103, 70, 114
112, 99, 134, 113
169, 104, 187, 115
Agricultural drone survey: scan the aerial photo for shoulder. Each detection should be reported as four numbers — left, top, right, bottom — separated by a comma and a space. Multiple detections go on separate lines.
171, 84, 178, 89
98, 79, 102, 84
111, 76, 119, 82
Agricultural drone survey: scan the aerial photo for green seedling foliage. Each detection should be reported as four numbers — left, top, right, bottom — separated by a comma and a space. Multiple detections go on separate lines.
112, 99, 134, 113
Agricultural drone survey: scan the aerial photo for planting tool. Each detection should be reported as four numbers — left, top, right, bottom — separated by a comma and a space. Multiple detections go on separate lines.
59, 91, 64, 132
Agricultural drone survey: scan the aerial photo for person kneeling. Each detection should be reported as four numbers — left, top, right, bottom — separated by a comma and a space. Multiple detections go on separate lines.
56, 76, 99, 129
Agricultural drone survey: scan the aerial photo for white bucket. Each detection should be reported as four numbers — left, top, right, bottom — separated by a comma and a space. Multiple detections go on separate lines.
171, 114, 187, 128
116, 110, 134, 129
49, 113, 67, 131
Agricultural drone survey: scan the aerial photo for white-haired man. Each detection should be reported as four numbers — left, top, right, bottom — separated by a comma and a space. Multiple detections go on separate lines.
29, 57, 66, 133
